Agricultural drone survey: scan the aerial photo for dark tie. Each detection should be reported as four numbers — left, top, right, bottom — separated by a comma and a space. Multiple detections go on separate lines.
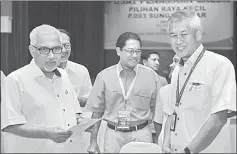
179, 58, 184, 67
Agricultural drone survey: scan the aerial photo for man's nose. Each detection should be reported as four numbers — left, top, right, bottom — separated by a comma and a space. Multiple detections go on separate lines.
62, 47, 66, 53
176, 35, 184, 44
131, 52, 139, 57
47, 51, 55, 59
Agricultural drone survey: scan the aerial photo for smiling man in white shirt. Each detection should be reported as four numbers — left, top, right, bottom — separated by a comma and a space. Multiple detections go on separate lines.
162, 10, 236, 153
1, 24, 82, 153
58, 29, 92, 108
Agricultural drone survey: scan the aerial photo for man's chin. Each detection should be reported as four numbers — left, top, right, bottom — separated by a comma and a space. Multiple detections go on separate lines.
128, 61, 138, 67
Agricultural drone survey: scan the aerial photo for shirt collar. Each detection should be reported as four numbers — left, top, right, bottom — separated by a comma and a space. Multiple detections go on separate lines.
117, 62, 138, 75
29, 59, 61, 78
186, 44, 204, 65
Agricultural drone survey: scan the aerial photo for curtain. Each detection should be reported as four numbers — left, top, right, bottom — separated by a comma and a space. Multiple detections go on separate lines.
1, 1, 29, 75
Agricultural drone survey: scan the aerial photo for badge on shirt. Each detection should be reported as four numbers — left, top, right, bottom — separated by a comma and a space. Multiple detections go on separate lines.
170, 112, 177, 131
117, 111, 131, 131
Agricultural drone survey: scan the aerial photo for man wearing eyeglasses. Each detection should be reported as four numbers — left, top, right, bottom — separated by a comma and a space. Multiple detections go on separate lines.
57, 29, 94, 152
85, 32, 163, 153
58, 29, 92, 108
1, 24, 82, 153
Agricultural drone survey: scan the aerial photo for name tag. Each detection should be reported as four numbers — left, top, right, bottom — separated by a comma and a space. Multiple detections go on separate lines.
170, 112, 177, 131
117, 111, 131, 131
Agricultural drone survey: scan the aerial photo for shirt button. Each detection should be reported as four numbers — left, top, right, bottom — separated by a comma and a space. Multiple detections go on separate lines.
184, 73, 186, 75
57, 95, 59, 97
70, 140, 72, 142
177, 117, 179, 120
175, 149, 177, 151
63, 109, 65, 111
68, 124, 70, 126
175, 133, 177, 136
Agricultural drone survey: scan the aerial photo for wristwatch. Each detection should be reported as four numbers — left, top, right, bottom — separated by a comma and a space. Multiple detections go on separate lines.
184, 147, 192, 154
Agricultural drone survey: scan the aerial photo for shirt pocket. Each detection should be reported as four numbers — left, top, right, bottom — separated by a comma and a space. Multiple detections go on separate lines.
131, 89, 152, 110
181, 81, 208, 110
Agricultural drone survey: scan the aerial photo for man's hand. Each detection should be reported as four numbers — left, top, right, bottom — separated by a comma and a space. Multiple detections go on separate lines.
87, 141, 100, 154
47, 126, 72, 143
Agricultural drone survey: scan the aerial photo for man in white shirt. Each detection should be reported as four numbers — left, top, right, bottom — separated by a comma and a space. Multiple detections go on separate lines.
1, 24, 82, 153
58, 29, 92, 107
57, 29, 101, 153
162, 10, 236, 153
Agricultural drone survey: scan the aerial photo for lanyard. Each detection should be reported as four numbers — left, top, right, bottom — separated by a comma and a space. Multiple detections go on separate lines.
117, 64, 138, 101
175, 48, 206, 107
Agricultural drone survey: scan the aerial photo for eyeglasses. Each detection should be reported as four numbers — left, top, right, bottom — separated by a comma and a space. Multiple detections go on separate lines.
123, 48, 142, 55
31, 45, 62, 55
63, 43, 71, 50
169, 32, 190, 41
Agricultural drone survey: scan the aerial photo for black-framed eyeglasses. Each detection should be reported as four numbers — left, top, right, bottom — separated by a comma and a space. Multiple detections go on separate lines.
123, 48, 142, 55
31, 45, 62, 55
63, 43, 71, 50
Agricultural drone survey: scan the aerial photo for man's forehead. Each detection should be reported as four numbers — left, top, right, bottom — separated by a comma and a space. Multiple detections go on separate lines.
36, 31, 61, 45
149, 54, 159, 59
169, 20, 190, 33
124, 39, 141, 47
37, 30, 59, 38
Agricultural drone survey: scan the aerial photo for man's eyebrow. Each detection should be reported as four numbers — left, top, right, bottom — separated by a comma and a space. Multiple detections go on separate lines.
180, 30, 188, 33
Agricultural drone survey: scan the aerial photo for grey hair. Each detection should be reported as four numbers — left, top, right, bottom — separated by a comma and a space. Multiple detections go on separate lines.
167, 10, 202, 34
29, 24, 62, 46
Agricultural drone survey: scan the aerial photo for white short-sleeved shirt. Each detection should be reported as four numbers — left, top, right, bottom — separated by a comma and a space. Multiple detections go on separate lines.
64, 61, 93, 152
1, 60, 82, 153
164, 45, 236, 153
153, 84, 171, 147
64, 60, 92, 100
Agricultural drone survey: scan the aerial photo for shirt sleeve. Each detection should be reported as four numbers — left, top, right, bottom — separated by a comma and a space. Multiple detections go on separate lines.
1, 76, 27, 130
153, 91, 163, 124
85, 72, 105, 113
210, 59, 236, 114
150, 74, 162, 120
78, 68, 92, 99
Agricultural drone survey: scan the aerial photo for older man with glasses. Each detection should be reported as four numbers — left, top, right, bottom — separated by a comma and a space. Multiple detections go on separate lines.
1, 24, 82, 153
85, 32, 163, 153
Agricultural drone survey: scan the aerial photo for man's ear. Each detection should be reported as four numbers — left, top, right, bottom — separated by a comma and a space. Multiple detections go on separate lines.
29, 45, 35, 58
116, 47, 121, 56
196, 29, 202, 41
